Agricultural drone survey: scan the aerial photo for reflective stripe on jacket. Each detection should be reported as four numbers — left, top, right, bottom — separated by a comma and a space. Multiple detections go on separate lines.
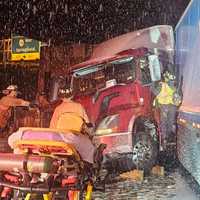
156, 82, 175, 105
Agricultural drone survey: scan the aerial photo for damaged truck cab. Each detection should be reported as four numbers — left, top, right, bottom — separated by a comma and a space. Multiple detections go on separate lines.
70, 48, 161, 173
69, 25, 174, 173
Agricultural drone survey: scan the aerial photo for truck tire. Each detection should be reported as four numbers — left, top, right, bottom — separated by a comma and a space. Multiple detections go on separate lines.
113, 119, 159, 175
131, 131, 158, 174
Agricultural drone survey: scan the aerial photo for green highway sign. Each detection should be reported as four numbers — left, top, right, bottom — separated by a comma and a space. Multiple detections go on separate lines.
11, 36, 41, 61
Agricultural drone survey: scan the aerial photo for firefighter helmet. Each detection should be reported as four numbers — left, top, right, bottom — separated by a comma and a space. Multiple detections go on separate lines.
163, 71, 175, 82
6, 85, 18, 91
2, 85, 18, 95
58, 87, 73, 98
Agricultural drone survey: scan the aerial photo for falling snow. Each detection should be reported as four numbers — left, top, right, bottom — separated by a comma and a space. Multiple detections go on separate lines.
0, 0, 189, 45
0, 1, 200, 200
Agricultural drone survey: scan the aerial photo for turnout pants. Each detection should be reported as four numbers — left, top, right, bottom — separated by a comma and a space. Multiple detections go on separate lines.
160, 104, 177, 141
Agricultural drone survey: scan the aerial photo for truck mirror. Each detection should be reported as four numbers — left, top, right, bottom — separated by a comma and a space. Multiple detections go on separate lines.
148, 55, 161, 82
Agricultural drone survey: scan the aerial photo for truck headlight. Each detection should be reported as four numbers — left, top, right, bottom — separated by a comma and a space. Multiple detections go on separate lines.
95, 114, 119, 135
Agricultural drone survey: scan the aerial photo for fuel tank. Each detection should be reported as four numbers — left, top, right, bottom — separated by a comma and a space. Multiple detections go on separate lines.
0, 153, 59, 173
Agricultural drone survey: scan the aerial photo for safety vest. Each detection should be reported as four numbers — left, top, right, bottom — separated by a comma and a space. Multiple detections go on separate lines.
156, 82, 175, 105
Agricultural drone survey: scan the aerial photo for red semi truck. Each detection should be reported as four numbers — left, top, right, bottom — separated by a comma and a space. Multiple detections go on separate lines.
69, 25, 174, 173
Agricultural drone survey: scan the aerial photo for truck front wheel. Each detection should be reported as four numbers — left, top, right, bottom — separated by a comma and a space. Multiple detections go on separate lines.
132, 131, 158, 174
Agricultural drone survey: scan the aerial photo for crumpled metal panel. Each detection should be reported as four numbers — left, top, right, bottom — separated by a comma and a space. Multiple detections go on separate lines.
92, 25, 174, 61
94, 132, 132, 155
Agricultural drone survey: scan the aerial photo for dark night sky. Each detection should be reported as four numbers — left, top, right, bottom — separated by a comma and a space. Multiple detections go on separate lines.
0, 0, 190, 45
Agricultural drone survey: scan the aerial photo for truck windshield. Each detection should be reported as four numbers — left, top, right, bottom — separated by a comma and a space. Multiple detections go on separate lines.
72, 56, 136, 95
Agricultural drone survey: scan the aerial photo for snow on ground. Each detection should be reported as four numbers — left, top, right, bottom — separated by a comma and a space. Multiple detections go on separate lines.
174, 171, 200, 200
92, 168, 200, 200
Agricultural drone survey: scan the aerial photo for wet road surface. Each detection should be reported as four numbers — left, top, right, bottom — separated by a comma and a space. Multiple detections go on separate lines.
92, 168, 200, 200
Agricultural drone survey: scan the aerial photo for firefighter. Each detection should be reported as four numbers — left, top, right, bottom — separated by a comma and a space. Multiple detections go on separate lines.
49, 87, 97, 164
50, 88, 91, 133
8, 87, 106, 183
153, 71, 181, 150
36, 91, 50, 110
0, 85, 30, 135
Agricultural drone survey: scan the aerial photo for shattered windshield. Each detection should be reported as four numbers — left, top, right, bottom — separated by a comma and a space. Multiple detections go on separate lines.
72, 56, 136, 95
